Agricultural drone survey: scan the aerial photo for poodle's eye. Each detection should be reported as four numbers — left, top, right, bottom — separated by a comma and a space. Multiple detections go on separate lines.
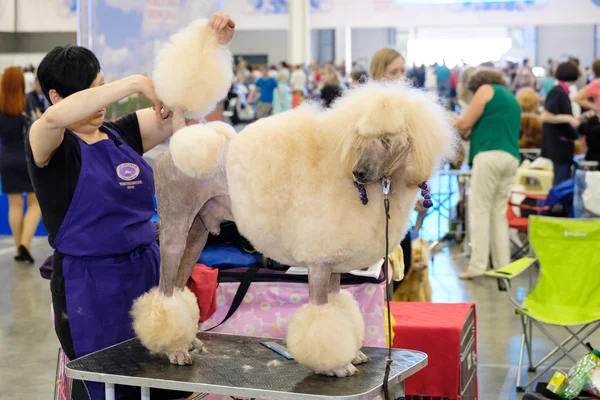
381, 137, 391, 149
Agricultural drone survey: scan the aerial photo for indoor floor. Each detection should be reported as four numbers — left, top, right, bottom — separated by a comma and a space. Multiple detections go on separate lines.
1, 238, 596, 400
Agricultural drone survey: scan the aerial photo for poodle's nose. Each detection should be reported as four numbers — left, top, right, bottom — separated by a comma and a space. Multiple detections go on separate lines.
353, 170, 368, 182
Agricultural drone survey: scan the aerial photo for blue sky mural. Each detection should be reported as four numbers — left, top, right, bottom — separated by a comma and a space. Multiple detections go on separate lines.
91, 0, 219, 81
243, 0, 332, 14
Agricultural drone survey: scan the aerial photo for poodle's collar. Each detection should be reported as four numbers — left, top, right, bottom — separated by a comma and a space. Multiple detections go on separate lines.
353, 178, 433, 209
353, 177, 392, 206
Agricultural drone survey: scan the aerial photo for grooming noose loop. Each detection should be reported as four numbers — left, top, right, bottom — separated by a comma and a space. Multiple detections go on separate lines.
381, 176, 394, 400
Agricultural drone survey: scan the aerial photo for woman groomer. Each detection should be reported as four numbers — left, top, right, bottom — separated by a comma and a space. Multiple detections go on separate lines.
26, 13, 235, 400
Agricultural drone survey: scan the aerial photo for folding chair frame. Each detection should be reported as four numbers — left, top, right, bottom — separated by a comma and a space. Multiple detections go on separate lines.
498, 265, 600, 392
507, 192, 548, 262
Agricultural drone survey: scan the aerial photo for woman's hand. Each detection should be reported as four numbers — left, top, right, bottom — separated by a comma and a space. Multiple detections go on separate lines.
132, 75, 171, 123
414, 198, 427, 213
208, 12, 235, 45
569, 116, 581, 129
580, 110, 596, 121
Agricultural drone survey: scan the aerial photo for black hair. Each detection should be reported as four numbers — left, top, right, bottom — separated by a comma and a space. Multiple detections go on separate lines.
37, 45, 101, 103
555, 62, 581, 82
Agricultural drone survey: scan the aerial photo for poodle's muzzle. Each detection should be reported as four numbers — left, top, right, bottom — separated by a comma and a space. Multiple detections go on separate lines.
352, 161, 383, 185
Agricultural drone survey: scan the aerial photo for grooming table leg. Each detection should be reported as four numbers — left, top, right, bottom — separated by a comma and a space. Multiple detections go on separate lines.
393, 381, 406, 399
105, 383, 115, 400
141, 386, 150, 400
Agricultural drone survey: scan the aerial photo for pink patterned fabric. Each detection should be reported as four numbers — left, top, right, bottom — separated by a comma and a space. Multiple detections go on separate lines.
201, 281, 386, 346
198, 281, 386, 400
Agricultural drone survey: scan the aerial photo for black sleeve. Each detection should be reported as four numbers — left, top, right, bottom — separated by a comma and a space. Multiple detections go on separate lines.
105, 113, 143, 155
25, 131, 82, 246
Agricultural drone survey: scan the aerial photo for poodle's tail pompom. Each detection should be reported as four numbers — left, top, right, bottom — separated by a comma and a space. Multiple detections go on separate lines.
131, 287, 199, 355
328, 290, 365, 347
287, 303, 360, 373
169, 121, 235, 179
153, 19, 233, 119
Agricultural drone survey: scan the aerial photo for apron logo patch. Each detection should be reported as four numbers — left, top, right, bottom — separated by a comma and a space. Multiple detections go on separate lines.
117, 163, 140, 181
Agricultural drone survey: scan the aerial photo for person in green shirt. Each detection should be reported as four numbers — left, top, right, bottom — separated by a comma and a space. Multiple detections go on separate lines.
455, 68, 521, 279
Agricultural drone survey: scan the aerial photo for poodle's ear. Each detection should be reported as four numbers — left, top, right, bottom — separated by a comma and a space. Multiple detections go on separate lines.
402, 91, 457, 188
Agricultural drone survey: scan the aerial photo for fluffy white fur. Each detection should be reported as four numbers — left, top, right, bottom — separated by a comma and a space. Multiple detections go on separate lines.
287, 303, 360, 373
153, 19, 233, 118
328, 290, 365, 348
131, 287, 199, 354
143, 19, 456, 374
169, 121, 235, 179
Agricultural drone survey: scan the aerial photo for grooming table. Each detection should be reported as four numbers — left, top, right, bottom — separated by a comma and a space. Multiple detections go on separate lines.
66, 332, 428, 400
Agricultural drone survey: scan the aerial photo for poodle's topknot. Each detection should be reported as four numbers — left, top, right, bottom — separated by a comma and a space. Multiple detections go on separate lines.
153, 19, 233, 118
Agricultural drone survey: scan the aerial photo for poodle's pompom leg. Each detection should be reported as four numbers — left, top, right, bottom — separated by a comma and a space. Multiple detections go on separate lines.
169, 123, 234, 179
329, 289, 367, 364
287, 303, 360, 374
287, 266, 360, 375
153, 19, 233, 119
131, 287, 200, 362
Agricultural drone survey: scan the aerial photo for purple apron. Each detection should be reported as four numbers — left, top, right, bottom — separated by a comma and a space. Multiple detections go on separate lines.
54, 126, 159, 400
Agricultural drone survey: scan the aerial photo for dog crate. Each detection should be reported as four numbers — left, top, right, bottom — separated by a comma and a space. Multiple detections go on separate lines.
391, 302, 477, 400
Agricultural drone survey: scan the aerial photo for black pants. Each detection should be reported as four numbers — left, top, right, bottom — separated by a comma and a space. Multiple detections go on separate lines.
51, 252, 192, 400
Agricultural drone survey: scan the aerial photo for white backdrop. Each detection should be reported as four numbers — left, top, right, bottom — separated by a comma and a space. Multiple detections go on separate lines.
0, 0, 15, 32
0, 0, 76, 32
224, 0, 600, 30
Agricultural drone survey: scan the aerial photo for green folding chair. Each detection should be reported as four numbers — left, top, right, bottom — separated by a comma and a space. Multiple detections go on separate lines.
486, 216, 600, 392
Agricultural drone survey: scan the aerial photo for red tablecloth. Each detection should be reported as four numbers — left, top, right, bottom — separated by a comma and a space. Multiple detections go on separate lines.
390, 302, 476, 399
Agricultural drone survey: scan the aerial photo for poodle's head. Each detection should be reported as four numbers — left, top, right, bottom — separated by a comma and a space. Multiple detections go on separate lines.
335, 80, 457, 188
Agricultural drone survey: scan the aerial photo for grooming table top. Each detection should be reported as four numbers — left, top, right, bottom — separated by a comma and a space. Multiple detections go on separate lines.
66, 332, 428, 400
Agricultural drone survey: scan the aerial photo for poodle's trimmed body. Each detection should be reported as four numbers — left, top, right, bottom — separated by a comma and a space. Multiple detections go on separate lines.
132, 18, 455, 376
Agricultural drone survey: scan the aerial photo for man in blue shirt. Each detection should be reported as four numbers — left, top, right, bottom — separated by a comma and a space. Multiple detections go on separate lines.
434, 60, 451, 99
254, 66, 280, 119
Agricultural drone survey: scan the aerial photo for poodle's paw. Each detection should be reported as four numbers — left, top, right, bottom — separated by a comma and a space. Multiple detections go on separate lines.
352, 351, 370, 365
167, 348, 193, 366
320, 363, 359, 378
189, 338, 206, 355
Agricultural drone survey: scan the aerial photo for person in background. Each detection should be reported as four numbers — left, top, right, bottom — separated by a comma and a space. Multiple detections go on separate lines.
370, 48, 405, 81
26, 72, 50, 120
0, 67, 41, 264
574, 59, 600, 113
449, 66, 460, 110
349, 70, 368, 88
290, 63, 307, 108
455, 68, 521, 279
542, 62, 595, 186
24, 66, 36, 94
272, 68, 292, 114
319, 65, 344, 109
571, 58, 588, 91
254, 65, 281, 119
512, 58, 536, 93
517, 88, 543, 149
540, 64, 557, 100
369, 47, 419, 292
407, 63, 425, 88
579, 114, 600, 164
434, 60, 451, 98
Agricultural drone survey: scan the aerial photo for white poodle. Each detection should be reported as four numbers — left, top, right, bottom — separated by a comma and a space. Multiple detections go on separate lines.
131, 19, 456, 377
